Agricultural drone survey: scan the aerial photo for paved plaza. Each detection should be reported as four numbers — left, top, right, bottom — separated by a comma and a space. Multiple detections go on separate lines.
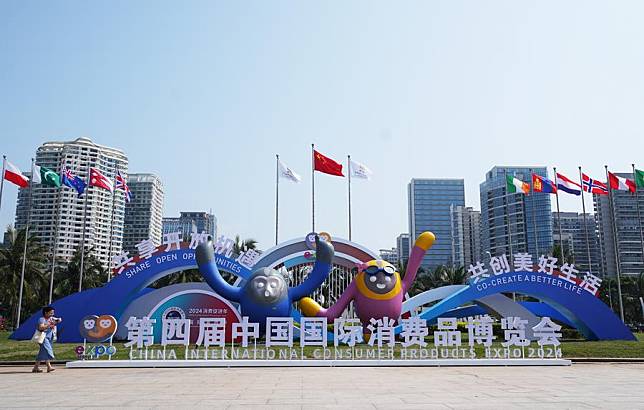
1, 363, 643, 409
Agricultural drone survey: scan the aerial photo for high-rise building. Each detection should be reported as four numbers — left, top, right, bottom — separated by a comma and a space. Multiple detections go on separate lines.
594, 172, 644, 276
450, 205, 481, 268
396, 233, 410, 265
408, 179, 465, 269
379, 248, 399, 265
480, 166, 553, 259
552, 212, 601, 275
122, 174, 164, 255
15, 137, 128, 268
162, 211, 217, 240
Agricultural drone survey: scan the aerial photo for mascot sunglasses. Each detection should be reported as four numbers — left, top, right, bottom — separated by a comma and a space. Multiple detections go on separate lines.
363, 265, 396, 276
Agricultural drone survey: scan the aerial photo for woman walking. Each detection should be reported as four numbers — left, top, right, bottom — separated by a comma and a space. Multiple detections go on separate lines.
33, 306, 62, 373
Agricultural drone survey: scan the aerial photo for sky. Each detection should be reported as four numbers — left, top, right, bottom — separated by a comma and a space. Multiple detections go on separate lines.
1, 1, 643, 253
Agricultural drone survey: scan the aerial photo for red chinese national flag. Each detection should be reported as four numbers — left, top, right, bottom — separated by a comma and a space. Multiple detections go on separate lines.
313, 150, 344, 177
89, 167, 114, 192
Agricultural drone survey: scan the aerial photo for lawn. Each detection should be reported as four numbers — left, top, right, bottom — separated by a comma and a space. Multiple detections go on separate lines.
1, 331, 642, 362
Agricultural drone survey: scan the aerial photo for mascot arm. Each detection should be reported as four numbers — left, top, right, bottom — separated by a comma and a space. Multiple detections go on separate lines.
196, 240, 242, 302
300, 281, 357, 320
402, 231, 436, 292
289, 236, 334, 301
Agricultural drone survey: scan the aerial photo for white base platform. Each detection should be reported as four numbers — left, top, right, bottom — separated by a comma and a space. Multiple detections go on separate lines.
66, 359, 571, 368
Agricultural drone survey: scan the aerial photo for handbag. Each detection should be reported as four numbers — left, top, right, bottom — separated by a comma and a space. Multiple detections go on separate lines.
31, 329, 46, 345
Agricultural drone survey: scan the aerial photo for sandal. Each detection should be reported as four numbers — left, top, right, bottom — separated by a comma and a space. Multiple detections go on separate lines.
32, 368, 43, 373
46, 368, 55, 373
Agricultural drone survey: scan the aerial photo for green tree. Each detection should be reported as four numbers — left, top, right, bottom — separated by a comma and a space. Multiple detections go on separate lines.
53, 246, 107, 299
233, 235, 258, 255
551, 244, 574, 264
0, 226, 49, 328
441, 265, 468, 285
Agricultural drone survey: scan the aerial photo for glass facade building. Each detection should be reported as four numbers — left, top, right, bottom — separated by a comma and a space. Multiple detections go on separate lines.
450, 205, 481, 268
123, 174, 165, 255
479, 166, 553, 258
396, 233, 410, 265
594, 172, 644, 276
552, 211, 601, 276
408, 179, 465, 269
162, 211, 217, 241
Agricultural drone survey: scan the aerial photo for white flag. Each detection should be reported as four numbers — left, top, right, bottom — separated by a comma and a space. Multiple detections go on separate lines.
278, 159, 301, 183
350, 159, 372, 180
32, 165, 42, 184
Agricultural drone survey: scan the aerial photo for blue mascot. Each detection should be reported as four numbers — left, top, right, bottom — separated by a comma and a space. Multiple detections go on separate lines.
196, 235, 334, 334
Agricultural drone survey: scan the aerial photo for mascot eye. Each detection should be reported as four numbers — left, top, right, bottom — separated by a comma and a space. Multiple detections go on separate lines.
256, 282, 265, 289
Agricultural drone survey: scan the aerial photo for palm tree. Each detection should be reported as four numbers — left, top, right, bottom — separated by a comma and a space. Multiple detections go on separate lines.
0, 226, 49, 328
53, 246, 107, 299
442, 265, 467, 285
233, 235, 258, 255
152, 268, 204, 288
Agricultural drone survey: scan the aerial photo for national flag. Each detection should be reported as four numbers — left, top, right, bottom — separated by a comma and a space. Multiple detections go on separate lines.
115, 171, 133, 202
278, 159, 301, 183
555, 173, 581, 196
532, 173, 556, 194
506, 175, 530, 194
61, 167, 86, 196
89, 167, 113, 192
581, 173, 608, 195
313, 150, 344, 177
3, 160, 29, 188
608, 171, 636, 193
33, 165, 61, 187
349, 159, 373, 180
635, 168, 644, 189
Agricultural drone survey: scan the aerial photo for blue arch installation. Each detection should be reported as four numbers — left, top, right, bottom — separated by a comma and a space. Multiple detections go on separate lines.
411, 269, 635, 341
11, 245, 252, 342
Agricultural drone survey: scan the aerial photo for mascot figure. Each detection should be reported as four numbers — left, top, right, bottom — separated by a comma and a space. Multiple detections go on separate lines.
196, 235, 334, 334
300, 231, 435, 325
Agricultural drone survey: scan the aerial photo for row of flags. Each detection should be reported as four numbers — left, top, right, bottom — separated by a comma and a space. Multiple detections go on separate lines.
508, 169, 644, 196
2, 159, 132, 202
278, 150, 373, 183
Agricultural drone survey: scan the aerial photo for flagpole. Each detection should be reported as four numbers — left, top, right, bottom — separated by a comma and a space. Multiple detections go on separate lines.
347, 155, 352, 241
275, 154, 279, 245
632, 163, 644, 270
578, 166, 594, 276
0, 155, 6, 213
605, 165, 625, 322
311, 144, 315, 232
530, 169, 539, 257
503, 170, 514, 259
16, 158, 35, 328
78, 166, 91, 293
106, 168, 118, 282
48, 158, 65, 304
553, 167, 564, 260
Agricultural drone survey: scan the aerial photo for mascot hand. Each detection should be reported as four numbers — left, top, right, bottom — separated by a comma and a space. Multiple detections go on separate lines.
196, 237, 216, 266
315, 235, 333, 264
299, 297, 323, 317
414, 231, 436, 251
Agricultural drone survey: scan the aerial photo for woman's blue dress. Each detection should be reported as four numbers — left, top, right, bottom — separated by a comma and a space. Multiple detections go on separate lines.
35, 317, 55, 361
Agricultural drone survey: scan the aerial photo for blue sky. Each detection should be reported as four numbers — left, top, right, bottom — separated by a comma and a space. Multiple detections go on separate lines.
1, 1, 643, 252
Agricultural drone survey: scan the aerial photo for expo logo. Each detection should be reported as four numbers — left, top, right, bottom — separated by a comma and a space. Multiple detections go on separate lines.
76, 344, 117, 360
